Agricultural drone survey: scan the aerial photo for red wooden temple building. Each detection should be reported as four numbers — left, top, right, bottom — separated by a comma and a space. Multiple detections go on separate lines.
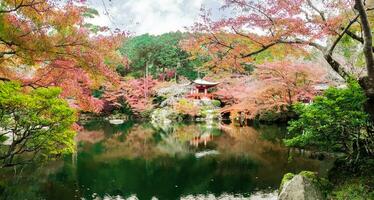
188, 79, 219, 99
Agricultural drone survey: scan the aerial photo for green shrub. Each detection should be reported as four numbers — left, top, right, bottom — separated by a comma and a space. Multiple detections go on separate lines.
285, 81, 369, 158
0, 81, 77, 167
211, 100, 221, 107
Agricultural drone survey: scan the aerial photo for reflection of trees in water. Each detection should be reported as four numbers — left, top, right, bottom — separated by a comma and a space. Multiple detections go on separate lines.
218, 124, 286, 164
78, 122, 329, 176
0, 121, 334, 200
0, 159, 69, 199
97, 125, 158, 160
84, 122, 220, 160
75, 130, 105, 144
170, 123, 221, 148
190, 133, 214, 147
54, 155, 260, 200
217, 124, 332, 185
82, 119, 135, 137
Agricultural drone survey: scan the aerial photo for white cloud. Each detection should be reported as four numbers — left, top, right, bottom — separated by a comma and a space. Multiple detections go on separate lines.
86, 0, 223, 35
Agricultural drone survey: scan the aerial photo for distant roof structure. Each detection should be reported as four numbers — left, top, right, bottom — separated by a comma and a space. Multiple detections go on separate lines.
192, 79, 219, 86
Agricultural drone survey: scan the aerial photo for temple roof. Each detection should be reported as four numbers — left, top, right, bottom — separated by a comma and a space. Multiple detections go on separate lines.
192, 79, 219, 86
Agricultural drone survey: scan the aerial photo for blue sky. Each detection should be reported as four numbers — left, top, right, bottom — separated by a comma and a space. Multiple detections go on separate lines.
86, 0, 225, 35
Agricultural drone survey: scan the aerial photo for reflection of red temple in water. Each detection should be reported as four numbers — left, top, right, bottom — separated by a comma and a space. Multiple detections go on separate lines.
190, 133, 214, 147
188, 79, 219, 100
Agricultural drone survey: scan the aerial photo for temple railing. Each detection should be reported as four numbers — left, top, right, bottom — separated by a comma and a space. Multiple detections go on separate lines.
186, 93, 214, 100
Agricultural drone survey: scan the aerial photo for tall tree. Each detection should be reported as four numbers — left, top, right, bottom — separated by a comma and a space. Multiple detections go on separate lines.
355, 0, 374, 117
0, 0, 125, 112
120, 32, 199, 80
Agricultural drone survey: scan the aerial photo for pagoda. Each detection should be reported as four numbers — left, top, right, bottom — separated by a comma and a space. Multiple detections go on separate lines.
188, 78, 219, 99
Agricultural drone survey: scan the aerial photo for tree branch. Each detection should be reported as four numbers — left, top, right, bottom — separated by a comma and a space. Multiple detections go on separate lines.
328, 14, 360, 55
0, 0, 45, 14
344, 29, 374, 53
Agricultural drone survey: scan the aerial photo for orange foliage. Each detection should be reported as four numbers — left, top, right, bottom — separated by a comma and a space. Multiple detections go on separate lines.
0, 0, 126, 112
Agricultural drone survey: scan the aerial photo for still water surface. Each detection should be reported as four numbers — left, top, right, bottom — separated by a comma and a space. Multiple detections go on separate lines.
0, 120, 333, 200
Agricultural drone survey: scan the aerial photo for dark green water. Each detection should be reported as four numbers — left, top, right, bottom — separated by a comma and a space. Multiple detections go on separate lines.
0, 120, 333, 200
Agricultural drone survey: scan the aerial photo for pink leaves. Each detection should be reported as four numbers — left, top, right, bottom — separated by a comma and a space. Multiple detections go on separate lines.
103, 77, 158, 115
195, 0, 352, 46
217, 60, 326, 119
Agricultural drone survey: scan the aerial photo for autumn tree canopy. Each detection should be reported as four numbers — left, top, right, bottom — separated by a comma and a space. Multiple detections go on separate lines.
0, 0, 126, 112
184, 0, 374, 117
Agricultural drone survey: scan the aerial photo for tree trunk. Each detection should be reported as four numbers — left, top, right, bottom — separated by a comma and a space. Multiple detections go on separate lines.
355, 0, 374, 120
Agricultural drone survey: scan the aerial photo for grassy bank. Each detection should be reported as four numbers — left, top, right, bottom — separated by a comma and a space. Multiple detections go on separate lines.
327, 158, 374, 200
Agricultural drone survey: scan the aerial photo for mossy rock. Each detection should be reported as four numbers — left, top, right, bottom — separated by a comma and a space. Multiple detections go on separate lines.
279, 174, 324, 200
279, 173, 295, 192
299, 171, 318, 180
280, 171, 331, 197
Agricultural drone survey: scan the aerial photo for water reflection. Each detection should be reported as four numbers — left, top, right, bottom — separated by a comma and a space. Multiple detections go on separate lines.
0, 120, 333, 200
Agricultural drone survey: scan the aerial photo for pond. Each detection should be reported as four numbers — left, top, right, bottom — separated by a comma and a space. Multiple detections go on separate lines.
0, 120, 334, 200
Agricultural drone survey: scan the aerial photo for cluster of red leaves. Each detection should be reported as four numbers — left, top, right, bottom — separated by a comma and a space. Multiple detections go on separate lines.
102, 77, 158, 115
22, 60, 106, 112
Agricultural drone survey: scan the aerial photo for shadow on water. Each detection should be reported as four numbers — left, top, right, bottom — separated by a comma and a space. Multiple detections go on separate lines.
0, 120, 334, 200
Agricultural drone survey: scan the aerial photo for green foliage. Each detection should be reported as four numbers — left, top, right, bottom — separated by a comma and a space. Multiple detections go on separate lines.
332, 179, 374, 200
0, 81, 77, 167
120, 32, 198, 79
82, 8, 100, 18
113, 98, 134, 116
83, 23, 101, 34
211, 100, 221, 107
338, 35, 366, 68
256, 107, 292, 122
116, 64, 127, 77
298, 171, 331, 197
285, 81, 368, 156
92, 87, 104, 98
328, 158, 374, 200
153, 95, 167, 106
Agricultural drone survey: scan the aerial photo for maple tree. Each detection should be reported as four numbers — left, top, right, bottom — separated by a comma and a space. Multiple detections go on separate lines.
102, 77, 158, 115
186, 0, 374, 118
0, 0, 125, 112
218, 61, 325, 120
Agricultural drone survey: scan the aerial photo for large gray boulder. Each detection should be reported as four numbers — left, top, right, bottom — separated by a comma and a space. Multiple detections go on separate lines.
279, 174, 324, 200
